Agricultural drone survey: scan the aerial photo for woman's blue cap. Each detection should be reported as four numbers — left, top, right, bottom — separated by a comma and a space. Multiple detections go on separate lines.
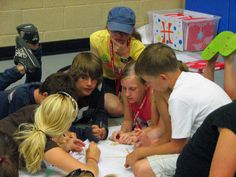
107, 7, 136, 35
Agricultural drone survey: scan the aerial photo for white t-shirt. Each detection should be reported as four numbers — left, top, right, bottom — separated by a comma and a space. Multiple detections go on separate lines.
169, 72, 231, 139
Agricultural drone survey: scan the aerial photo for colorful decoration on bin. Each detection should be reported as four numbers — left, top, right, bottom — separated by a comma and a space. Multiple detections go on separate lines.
151, 10, 219, 51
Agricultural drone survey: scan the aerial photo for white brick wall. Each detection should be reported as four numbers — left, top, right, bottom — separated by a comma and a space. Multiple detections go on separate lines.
0, 0, 184, 47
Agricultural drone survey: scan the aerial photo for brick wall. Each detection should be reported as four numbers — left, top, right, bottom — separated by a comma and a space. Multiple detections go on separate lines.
0, 0, 184, 47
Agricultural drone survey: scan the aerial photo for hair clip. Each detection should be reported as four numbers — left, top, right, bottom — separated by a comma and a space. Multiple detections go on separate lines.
57, 91, 77, 112
58, 91, 72, 98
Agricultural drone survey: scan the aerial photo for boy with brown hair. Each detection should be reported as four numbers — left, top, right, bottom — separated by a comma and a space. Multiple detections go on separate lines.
66, 52, 109, 142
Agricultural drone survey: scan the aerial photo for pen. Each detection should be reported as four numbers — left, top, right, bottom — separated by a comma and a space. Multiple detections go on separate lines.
99, 121, 103, 140
99, 121, 103, 128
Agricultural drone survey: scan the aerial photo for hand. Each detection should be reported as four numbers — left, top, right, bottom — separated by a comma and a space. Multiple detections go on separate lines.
86, 142, 100, 163
124, 149, 139, 168
111, 39, 130, 58
65, 137, 85, 152
100, 127, 107, 140
134, 128, 143, 137
16, 64, 26, 75
110, 131, 122, 142
52, 132, 85, 152
118, 132, 137, 145
91, 125, 107, 140
134, 130, 152, 148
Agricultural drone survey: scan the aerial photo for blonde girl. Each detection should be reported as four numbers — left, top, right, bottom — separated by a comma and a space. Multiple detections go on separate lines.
110, 61, 163, 145
14, 93, 100, 176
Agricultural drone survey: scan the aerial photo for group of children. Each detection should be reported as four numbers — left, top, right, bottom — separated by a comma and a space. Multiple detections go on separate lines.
0, 6, 235, 177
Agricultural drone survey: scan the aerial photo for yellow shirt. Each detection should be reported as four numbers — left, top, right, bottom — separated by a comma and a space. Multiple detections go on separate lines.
90, 29, 145, 80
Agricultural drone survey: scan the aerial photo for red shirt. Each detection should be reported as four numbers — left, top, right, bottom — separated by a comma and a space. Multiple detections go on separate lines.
129, 88, 151, 127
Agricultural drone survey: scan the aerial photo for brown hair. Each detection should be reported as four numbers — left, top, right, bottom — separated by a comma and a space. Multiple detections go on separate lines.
69, 52, 103, 83
106, 26, 142, 41
177, 60, 189, 72
131, 28, 142, 41
0, 131, 19, 177
135, 43, 178, 77
39, 72, 77, 100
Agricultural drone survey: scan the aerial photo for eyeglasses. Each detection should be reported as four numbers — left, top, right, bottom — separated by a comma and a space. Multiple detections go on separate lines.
65, 169, 94, 177
57, 91, 77, 112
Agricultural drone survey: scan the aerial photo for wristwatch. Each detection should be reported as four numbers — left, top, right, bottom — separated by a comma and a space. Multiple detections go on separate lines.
120, 56, 132, 64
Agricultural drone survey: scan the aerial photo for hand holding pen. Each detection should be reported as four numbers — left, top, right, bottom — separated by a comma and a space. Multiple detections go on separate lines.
91, 121, 107, 140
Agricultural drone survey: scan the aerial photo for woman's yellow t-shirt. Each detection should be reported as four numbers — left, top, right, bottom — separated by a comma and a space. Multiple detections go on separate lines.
90, 29, 145, 80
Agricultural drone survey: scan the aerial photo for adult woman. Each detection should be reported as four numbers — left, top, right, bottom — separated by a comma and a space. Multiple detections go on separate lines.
90, 6, 145, 117
0, 93, 100, 176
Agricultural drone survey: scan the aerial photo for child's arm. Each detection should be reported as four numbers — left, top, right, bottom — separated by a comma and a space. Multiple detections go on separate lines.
91, 89, 109, 140
110, 91, 133, 142
125, 138, 187, 168
209, 128, 236, 177
153, 90, 172, 142
44, 142, 100, 177
120, 90, 133, 132
149, 89, 160, 127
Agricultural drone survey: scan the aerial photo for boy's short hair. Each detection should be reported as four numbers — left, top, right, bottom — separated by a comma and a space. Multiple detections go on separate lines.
135, 43, 178, 77
39, 72, 77, 99
69, 52, 103, 83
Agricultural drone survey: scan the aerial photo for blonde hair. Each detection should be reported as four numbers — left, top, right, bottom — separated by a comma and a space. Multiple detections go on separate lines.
14, 93, 78, 174
121, 61, 145, 85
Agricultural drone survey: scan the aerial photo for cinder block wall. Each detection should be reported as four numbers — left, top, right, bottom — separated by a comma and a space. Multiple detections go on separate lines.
0, 0, 184, 47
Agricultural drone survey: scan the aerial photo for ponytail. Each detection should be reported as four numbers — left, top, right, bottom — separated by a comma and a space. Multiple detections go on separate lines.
14, 123, 46, 174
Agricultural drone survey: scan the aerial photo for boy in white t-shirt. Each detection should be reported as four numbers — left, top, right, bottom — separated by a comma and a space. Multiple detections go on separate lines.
124, 43, 232, 177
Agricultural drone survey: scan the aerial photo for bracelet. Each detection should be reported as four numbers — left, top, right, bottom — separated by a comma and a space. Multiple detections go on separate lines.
87, 157, 98, 164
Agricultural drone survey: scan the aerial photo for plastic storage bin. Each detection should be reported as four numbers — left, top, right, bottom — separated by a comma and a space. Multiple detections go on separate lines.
149, 9, 221, 51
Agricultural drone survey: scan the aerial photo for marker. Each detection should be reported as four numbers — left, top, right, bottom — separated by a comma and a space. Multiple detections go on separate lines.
99, 121, 103, 128
99, 121, 103, 139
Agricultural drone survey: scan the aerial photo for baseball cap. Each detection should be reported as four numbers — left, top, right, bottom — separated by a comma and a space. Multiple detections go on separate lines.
107, 6, 136, 35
